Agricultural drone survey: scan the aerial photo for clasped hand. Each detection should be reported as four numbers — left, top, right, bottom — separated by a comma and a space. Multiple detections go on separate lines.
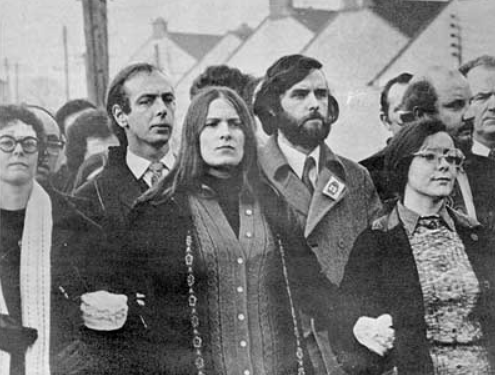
353, 314, 395, 356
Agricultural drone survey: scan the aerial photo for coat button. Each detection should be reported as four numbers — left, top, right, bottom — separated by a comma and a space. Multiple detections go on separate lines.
338, 239, 345, 248
471, 233, 479, 241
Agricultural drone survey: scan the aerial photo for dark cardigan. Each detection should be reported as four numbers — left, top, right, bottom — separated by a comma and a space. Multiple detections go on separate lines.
91, 180, 337, 375
333, 207, 495, 375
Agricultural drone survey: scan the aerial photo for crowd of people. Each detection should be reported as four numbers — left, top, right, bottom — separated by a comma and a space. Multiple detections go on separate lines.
1, 52, 495, 375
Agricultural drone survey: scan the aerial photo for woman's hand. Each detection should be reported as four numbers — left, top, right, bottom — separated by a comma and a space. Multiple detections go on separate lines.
353, 314, 395, 356
80, 291, 128, 331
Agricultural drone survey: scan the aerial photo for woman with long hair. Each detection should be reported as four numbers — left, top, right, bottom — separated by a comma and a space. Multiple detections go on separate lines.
335, 118, 495, 374
88, 86, 334, 375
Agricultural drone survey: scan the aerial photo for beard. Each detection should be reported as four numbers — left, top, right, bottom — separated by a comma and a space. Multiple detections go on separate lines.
277, 111, 332, 151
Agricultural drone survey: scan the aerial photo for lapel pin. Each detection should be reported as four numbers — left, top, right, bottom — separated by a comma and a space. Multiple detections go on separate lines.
323, 176, 346, 201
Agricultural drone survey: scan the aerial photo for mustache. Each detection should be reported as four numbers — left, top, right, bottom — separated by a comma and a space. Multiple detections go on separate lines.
301, 112, 325, 124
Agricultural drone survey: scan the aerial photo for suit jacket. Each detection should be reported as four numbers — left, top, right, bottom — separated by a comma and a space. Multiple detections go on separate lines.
335, 207, 495, 375
259, 136, 382, 286
360, 148, 397, 209
74, 146, 149, 240
463, 152, 495, 234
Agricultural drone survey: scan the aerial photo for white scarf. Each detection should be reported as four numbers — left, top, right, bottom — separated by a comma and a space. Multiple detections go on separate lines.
0, 181, 52, 375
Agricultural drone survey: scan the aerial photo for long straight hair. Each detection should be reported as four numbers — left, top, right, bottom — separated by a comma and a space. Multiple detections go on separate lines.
140, 86, 259, 203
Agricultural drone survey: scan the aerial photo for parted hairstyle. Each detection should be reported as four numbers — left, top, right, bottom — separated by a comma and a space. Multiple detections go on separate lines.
106, 62, 162, 147
140, 86, 259, 203
384, 118, 447, 198
380, 72, 412, 116
253, 54, 339, 135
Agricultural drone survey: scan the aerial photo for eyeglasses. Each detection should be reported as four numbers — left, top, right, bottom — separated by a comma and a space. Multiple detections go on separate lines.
412, 147, 465, 167
45, 139, 65, 156
0, 136, 39, 154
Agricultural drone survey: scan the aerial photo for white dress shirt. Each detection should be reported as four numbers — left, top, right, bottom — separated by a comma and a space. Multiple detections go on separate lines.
277, 134, 320, 189
471, 139, 491, 157
126, 148, 176, 187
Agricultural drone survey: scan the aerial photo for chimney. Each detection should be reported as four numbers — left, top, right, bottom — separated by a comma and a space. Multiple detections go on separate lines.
152, 18, 168, 39
269, 0, 293, 19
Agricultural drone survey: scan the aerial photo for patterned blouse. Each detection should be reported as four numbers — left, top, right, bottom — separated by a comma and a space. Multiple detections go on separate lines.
399, 203, 491, 375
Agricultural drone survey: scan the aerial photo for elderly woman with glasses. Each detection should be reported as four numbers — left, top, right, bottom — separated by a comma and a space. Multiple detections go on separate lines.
334, 118, 495, 375
0, 105, 106, 375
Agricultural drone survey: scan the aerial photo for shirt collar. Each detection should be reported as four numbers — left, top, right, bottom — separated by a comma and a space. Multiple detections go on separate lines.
397, 201, 455, 235
126, 148, 176, 180
277, 134, 320, 179
471, 139, 491, 157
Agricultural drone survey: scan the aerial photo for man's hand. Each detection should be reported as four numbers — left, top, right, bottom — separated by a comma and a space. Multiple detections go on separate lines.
80, 291, 128, 331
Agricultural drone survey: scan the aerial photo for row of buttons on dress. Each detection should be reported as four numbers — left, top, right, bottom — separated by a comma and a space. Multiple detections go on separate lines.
239, 208, 253, 375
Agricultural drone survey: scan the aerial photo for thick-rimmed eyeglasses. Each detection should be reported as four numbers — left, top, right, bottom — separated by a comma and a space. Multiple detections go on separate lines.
0, 136, 40, 154
412, 147, 465, 167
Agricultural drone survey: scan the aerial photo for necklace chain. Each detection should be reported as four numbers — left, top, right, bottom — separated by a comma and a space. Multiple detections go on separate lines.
185, 230, 306, 375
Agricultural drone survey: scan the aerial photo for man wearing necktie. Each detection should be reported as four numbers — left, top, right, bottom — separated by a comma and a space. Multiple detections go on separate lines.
75, 62, 176, 237
254, 55, 382, 375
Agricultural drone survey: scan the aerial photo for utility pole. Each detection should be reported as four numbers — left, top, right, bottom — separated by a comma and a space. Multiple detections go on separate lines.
81, 0, 109, 106
4, 58, 11, 103
449, 13, 463, 67
63, 25, 70, 101
15, 62, 19, 104
154, 44, 161, 70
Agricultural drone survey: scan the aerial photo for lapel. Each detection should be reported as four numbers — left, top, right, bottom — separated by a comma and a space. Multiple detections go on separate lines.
305, 144, 349, 238
258, 136, 312, 217
118, 176, 148, 211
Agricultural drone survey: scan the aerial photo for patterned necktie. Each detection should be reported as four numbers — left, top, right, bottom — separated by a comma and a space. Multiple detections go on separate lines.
149, 161, 165, 187
301, 156, 315, 195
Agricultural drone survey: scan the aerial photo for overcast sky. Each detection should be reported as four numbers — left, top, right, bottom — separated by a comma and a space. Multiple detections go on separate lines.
1, 0, 268, 98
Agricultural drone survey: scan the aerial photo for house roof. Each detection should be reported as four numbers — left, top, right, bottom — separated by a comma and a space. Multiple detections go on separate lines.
372, 0, 449, 38
293, 8, 337, 33
168, 32, 223, 60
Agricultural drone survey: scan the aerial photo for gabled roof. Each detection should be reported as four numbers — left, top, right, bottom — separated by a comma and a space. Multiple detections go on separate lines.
293, 8, 337, 33
168, 32, 223, 60
372, 0, 449, 37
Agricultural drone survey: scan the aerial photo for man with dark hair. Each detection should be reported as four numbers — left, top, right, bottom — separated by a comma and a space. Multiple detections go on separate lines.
55, 98, 96, 136
361, 73, 412, 203
189, 64, 257, 105
460, 55, 495, 159
64, 109, 118, 192
398, 66, 495, 233
379, 72, 413, 135
254, 54, 382, 375
75, 62, 176, 236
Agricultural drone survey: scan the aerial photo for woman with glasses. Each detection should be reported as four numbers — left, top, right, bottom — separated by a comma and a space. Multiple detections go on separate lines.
334, 118, 495, 374
0, 105, 105, 375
